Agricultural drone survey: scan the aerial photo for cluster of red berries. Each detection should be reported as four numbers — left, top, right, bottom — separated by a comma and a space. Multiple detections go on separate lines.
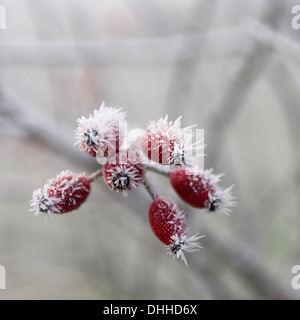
30, 103, 236, 266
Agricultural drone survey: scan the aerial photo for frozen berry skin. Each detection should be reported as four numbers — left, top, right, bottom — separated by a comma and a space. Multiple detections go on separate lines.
149, 197, 186, 246
149, 197, 203, 266
140, 129, 180, 165
170, 169, 217, 209
140, 115, 205, 166
46, 172, 91, 213
30, 171, 91, 218
75, 102, 126, 158
170, 168, 236, 214
102, 152, 144, 196
140, 115, 183, 165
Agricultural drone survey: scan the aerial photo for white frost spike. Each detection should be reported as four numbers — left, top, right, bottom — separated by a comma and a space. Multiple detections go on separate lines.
147, 115, 182, 134
29, 170, 89, 219
206, 185, 237, 215
178, 127, 206, 168
146, 115, 204, 166
29, 187, 58, 220
74, 102, 126, 155
167, 233, 204, 267
106, 164, 143, 197
187, 167, 224, 186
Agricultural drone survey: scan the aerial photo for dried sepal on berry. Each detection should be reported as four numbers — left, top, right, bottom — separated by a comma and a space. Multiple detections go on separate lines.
74, 102, 126, 157
170, 127, 205, 168
167, 233, 204, 265
206, 185, 236, 215
170, 167, 236, 214
29, 171, 91, 219
30, 188, 60, 218
102, 152, 144, 197
148, 197, 203, 266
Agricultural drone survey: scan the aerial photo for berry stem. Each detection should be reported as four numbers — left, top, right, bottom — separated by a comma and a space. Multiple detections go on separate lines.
145, 165, 172, 177
88, 168, 103, 182
143, 175, 158, 200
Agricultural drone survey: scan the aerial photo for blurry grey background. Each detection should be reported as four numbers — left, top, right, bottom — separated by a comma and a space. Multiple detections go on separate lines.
0, 0, 299, 299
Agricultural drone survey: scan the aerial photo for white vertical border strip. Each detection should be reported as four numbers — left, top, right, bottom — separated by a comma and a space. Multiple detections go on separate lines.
0, 5, 6, 30
0, 265, 6, 289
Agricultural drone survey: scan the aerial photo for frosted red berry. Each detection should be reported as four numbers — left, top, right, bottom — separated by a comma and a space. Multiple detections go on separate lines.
149, 197, 202, 266
170, 168, 216, 208
170, 168, 236, 214
30, 171, 91, 218
102, 152, 144, 196
149, 197, 186, 245
140, 115, 186, 165
75, 102, 126, 158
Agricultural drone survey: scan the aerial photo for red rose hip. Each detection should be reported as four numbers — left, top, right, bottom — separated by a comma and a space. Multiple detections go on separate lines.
102, 151, 144, 196
149, 197, 203, 266
30, 171, 91, 218
170, 168, 236, 214
75, 102, 126, 158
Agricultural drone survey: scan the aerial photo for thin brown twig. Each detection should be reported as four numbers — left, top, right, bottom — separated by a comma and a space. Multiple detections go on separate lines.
88, 169, 103, 183
143, 175, 158, 200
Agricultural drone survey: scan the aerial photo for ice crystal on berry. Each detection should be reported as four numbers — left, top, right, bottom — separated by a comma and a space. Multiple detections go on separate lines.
167, 233, 204, 267
149, 197, 203, 266
75, 102, 126, 157
170, 167, 236, 215
30, 188, 59, 219
29, 171, 90, 219
207, 185, 237, 215
102, 156, 144, 196
140, 115, 203, 166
